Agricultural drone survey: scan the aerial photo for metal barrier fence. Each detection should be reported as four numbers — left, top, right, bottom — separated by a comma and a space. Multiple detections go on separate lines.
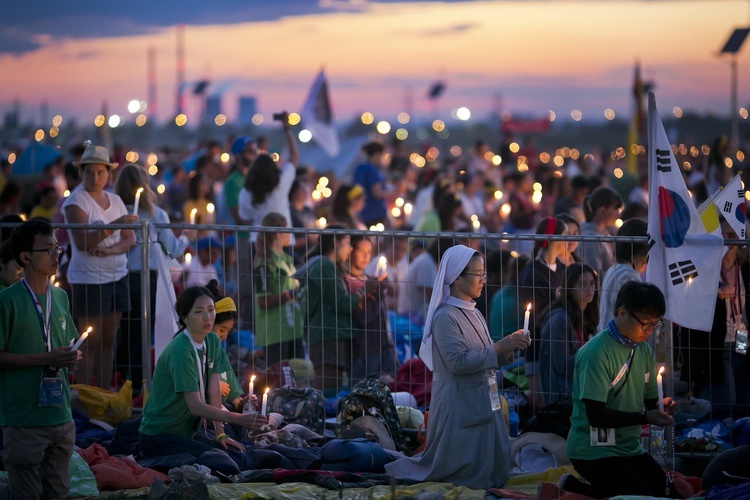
2, 221, 748, 448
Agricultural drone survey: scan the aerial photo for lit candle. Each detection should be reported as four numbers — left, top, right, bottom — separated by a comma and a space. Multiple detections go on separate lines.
261, 387, 270, 415
248, 374, 256, 398
72, 326, 92, 350
206, 202, 215, 214
657, 366, 665, 412
133, 187, 144, 216
190, 208, 198, 225
377, 256, 387, 277
523, 303, 531, 336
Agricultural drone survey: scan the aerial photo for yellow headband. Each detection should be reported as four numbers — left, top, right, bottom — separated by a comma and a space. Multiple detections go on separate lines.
215, 297, 237, 315
347, 184, 364, 201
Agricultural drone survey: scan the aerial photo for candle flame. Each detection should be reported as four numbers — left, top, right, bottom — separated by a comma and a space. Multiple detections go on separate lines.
379, 256, 387, 265
190, 208, 198, 217
264, 387, 270, 394
658, 366, 665, 375
526, 303, 532, 312
84, 326, 93, 335
250, 374, 256, 382
135, 187, 144, 195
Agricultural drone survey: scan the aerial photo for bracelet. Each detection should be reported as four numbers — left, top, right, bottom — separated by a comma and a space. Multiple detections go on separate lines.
216, 433, 230, 441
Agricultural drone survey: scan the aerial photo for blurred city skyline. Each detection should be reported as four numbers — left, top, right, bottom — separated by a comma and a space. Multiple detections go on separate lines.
2, 0, 750, 128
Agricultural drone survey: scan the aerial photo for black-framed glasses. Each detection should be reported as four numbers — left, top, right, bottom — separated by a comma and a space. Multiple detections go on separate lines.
463, 271, 487, 280
30, 246, 64, 257
629, 311, 664, 331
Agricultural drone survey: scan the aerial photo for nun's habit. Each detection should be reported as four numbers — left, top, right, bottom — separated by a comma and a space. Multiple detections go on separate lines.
385, 245, 513, 489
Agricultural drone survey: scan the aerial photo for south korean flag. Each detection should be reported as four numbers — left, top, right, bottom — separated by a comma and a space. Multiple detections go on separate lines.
713, 174, 747, 239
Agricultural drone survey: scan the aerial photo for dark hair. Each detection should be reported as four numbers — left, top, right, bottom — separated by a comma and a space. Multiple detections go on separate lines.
533, 216, 567, 255
331, 184, 363, 225
614, 218, 648, 265
10, 218, 55, 268
614, 281, 665, 317
205, 279, 237, 325
361, 141, 385, 157
0, 181, 22, 206
431, 179, 453, 210
0, 240, 13, 265
556, 213, 580, 232
0, 214, 23, 243
571, 175, 590, 191
546, 263, 599, 337
427, 237, 455, 265
620, 201, 648, 221
187, 171, 208, 201
245, 154, 280, 207
310, 224, 348, 259
436, 193, 462, 231
349, 234, 372, 252
583, 186, 623, 222
175, 286, 214, 328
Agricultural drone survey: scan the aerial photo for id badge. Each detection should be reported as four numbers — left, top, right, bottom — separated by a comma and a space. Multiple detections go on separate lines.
39, 377, 63, 407
590, 426, 616, 446
736, 328, 748, 355
486, 370, 502, 412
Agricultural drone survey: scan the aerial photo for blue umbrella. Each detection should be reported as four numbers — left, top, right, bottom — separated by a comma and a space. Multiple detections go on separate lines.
12, 143, 63, 176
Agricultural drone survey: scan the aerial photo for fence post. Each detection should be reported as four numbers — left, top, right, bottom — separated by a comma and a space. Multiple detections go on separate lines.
140, 218, 152, 391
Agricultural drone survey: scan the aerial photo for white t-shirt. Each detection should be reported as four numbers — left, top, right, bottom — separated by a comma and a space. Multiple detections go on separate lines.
404, 252, 437, 322
184, 257, 220, 289
238, 162, 295, 243
62, 188, 129, 284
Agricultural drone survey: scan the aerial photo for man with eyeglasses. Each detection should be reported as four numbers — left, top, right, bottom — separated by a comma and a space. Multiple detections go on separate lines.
561, 281, 679, 498
0, 219, 83, 500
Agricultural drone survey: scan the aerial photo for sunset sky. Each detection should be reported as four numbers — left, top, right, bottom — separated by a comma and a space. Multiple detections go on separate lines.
2, 0, 749, 127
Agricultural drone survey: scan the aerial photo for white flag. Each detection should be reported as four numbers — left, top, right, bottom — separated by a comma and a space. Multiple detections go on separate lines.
645, 93, 724, 332
300, 69, 340, 158
712, 174, 746, 239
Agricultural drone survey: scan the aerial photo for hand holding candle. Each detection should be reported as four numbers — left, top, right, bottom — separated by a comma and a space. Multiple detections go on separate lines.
657, 366, 665, 412
377, 256, 387, 277
190, 208, 198, 225
72, 326, 92, 351
523, 303, 531, 336
261, 387, 269, 415
133, 187, 144, 216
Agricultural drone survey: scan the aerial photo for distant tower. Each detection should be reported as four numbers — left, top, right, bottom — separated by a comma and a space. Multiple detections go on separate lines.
238, 96, 257, 125
205, 95, 221, 121
176, 24, 185, 116
148, 45, 157, 116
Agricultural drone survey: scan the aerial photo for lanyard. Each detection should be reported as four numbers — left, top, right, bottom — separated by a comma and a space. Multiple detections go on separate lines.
610, 349, 635, 389
21, 279, 52, 352
182, 330, 207, 402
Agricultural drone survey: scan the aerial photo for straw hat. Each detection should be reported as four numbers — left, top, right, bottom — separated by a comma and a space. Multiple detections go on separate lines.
72, 145, 119, 169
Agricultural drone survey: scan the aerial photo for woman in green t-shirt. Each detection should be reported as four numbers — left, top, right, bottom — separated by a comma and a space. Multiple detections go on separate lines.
138, 286, 265, 463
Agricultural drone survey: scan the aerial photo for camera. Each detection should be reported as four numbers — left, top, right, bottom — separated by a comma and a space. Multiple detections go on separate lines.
272, 113, 286, 122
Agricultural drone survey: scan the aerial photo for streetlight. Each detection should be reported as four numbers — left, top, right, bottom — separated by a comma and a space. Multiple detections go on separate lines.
720, 27, 750, 152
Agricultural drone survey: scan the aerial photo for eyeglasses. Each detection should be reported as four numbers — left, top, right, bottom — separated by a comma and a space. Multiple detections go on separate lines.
29, 246, 64, 257
463, 271, 487, 280
629, 311, 664, 331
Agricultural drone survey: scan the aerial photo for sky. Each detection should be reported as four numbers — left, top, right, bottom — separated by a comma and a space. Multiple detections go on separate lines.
1, 0, 749, 127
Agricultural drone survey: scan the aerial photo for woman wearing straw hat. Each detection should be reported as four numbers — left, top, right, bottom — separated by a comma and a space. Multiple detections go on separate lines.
385, 245, 531, 489
62, 144, 137, 389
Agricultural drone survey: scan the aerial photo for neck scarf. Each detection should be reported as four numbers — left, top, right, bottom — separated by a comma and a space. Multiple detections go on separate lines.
419, 244, 477, 370
607, 319, 639, 350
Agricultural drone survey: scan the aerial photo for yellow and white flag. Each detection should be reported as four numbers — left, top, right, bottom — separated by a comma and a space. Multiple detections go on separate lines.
644, 93, 724, 332
712, 174, 746, 239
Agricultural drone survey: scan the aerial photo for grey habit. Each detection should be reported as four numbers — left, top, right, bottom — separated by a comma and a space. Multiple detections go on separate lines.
385, 297, 512, 489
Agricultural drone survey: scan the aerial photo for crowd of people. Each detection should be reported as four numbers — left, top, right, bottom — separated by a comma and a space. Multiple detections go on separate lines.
0, 122, 748, 498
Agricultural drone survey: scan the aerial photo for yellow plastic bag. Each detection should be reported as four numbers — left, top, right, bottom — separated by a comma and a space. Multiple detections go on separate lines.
71, 380, 133, 425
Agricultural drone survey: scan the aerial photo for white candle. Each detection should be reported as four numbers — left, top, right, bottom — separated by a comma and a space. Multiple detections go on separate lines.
523, 303, 531, 335
190, 208, 198, 225
206, 202, 215, 214
248, 374, 255, 398
133, 187, 144, 216
261, 387, 269, 415
377, 256, 387, 277
657, 366, 665, 412
72, 326, 92, 350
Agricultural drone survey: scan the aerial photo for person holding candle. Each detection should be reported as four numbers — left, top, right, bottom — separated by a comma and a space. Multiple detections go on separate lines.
62, 143, 137, 389
0, 219, 82, 500
252, 212, 305, 367
138, 286, 273, 469
331, 183, 368, 230
385, 245, 530, 489
113, 164, 195, 393
182, 172, 215, 239
561, 282, 678, 498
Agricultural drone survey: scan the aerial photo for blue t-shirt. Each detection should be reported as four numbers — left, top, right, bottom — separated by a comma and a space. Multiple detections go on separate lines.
353, 162, 386, 223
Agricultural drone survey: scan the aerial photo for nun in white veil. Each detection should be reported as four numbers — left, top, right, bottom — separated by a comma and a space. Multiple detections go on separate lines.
385, 245, 530, 489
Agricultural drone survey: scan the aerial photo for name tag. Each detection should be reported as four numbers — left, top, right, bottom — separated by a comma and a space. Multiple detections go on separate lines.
39, 377, 63, 407
487, 371, 502, 412
590, 426, 616, 446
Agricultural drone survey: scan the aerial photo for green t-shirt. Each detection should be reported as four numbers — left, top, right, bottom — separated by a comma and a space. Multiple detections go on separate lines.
223, 169, 249, 238
566, 330, 658, 460
220, 366, 243, 405
253, 250, 303, 347
303, 256, 360, 345
0, 281, 78, 427
140, 331, 231, 439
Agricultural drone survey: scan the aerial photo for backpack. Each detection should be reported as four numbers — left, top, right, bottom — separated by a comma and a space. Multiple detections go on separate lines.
267, 386, 326, 435
336, 378, 409, 453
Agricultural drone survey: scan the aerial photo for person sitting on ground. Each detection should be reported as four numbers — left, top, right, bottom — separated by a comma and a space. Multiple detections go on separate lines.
562, 282, 678, 498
